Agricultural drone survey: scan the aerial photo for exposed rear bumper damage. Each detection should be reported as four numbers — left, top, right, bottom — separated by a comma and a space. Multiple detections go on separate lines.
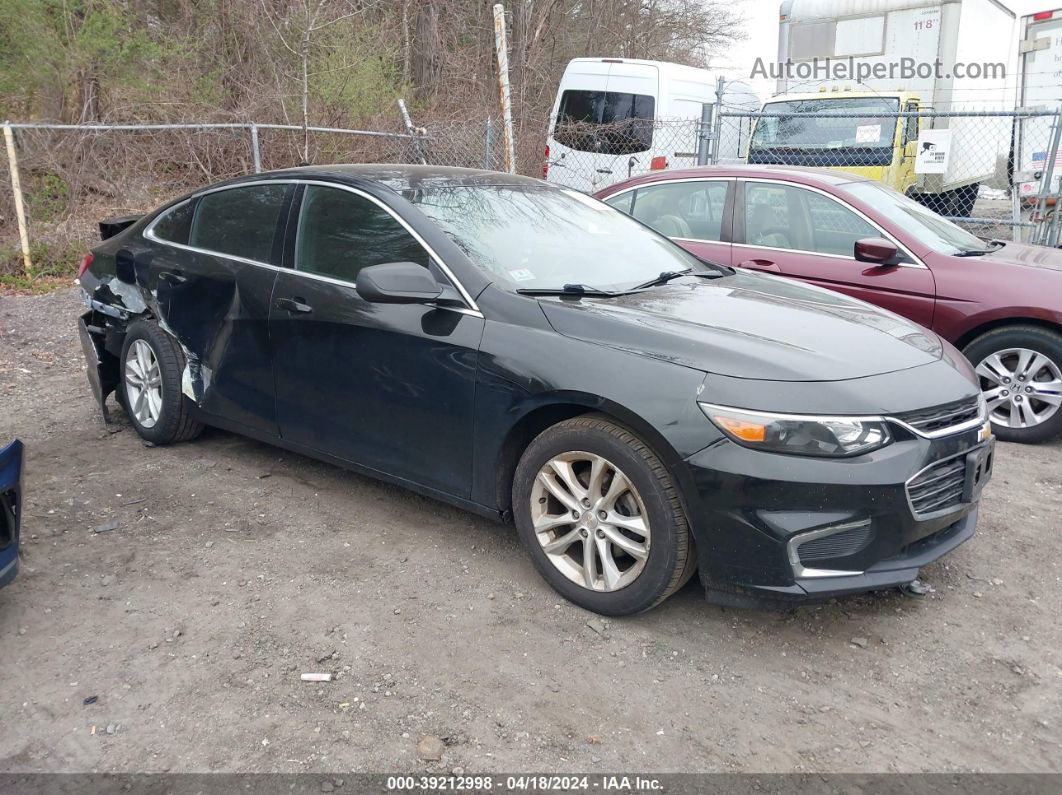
78, 310, 122, 423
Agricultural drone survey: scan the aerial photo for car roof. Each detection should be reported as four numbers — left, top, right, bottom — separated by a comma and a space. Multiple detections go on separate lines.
602, 164, 872, 193
246, 164, 547, 192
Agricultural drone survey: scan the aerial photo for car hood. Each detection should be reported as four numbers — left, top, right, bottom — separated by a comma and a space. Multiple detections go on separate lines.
538, 271, 943, 382
978, 241, 1062, 272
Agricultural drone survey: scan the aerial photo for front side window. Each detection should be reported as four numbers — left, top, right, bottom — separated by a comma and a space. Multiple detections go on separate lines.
151, 199, 196, 245
626, 181, 729, 241
189, 184, 289, 264
295, 185, 429, 283
745, 182, 878, 257
553, 89, 655, 155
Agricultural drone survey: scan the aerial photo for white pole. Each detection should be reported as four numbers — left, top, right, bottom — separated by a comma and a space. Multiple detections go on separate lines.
3, 122, 32, 275
492, 4, 516, 174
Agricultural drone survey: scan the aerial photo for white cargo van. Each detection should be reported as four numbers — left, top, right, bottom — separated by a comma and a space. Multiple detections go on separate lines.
544, 58, 758, 193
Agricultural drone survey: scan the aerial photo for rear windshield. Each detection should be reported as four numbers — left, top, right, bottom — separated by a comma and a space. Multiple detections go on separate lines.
553, 89, 655, 155
749, 97, 900, 151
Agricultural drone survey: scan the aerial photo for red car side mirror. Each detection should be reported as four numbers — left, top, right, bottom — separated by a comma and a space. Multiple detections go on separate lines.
854, 237, 900, 266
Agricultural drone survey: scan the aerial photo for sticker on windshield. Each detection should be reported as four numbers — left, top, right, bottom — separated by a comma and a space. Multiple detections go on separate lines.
855, 124, 881, 143
509, 269, 536, 282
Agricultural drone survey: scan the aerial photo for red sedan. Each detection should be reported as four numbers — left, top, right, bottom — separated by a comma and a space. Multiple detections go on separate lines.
595, 166, 1062, 443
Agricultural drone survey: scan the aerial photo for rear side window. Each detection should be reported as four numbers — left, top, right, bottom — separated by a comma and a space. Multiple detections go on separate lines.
189, 184, 289, 264
151, 199, 195, 245
554, 90, 655, 155
603, 191, 634, 214
295, 185, 429, 283
628, 181, 729, 241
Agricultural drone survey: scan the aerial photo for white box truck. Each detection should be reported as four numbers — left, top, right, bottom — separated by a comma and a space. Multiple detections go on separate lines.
747, 0, 1018, 216
544, 57, 758, 193
1014, 8, 1062, 207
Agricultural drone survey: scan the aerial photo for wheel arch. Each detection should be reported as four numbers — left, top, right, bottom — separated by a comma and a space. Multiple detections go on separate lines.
955, 316, 1062, 352
492, 392, 686, 519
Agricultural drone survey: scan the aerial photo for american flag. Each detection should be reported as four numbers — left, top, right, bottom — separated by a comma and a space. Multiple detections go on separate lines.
1031, 150, 1062, 168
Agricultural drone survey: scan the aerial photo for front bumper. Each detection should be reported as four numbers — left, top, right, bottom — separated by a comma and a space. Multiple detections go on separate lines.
0, 439, 25, 590
681, 423, 992, 607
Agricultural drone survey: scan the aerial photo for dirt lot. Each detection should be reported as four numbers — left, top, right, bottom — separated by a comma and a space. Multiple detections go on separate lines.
0, 289, 1060, 775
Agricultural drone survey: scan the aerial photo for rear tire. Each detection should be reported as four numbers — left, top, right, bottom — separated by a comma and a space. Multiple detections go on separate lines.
963, 325, 1062, 444
119, 320, 203, 445
512, 413, 694, 616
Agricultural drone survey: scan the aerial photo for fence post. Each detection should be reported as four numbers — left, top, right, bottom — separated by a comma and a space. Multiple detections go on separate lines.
484, 118, 494, 170
397, 98, 427, 165
1032, 108, 1062, 246
492, 4, 517, 174
3, 122, 32, 276
710, 76, 725, 165
696, 104, 713, 166
249, 123, 262, 173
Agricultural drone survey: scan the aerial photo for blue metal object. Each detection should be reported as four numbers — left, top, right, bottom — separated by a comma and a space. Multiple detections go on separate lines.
0, 439, 24, 588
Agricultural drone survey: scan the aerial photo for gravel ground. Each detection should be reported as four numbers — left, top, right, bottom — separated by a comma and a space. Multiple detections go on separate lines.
0, 289, 1060, 774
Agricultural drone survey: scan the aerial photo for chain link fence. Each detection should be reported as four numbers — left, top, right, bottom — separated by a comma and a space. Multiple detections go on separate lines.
0, 119, 498, 277
4, 104, 1062, 278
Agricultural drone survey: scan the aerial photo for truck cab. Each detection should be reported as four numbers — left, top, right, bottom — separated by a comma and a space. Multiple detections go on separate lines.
748, 89, 921, 196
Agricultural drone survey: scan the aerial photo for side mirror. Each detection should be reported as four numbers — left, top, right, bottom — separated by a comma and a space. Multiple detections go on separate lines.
854, 237, 900, 266
355, 262, 443, 304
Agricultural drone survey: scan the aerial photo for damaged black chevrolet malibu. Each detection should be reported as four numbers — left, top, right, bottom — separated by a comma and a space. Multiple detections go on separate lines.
77, 165, 995, 614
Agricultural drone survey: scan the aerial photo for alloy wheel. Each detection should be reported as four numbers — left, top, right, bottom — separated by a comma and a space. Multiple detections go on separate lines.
530, 451, 650, 592
125, 339, 163, 429
976, 347, 1062, 429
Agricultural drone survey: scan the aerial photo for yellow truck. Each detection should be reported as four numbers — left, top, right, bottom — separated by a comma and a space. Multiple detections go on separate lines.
747, 89, 925, 200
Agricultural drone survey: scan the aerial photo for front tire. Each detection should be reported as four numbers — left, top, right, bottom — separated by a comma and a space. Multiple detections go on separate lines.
964, 325, 1062, 443
120, 320, 203, 445
512, 414, 694, 616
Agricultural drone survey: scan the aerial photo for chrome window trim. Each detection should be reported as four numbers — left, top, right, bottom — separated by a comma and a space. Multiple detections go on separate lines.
741, 178, 927, 269
786, 520, 869, 579
143, 178, 481, 314
698, 400, 988, 441
602, 177, 734, 245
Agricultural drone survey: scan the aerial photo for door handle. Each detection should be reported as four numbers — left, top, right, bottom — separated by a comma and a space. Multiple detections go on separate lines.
158, 270, 187, 285
737, 258, 780, 272
275, 297, 313, 314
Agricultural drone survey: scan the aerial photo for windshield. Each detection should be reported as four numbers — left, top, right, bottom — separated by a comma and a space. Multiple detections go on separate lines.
840, 181, 988, 255
748, 97, 899, 168
407, 185, 709, 292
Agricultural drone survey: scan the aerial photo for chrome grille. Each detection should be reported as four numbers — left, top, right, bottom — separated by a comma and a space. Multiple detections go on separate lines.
906, 456, 966, 516
894, 395, 981, 435
796, 523, 873, 565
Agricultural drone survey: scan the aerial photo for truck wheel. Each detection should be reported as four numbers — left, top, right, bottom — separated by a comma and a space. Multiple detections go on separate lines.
119, 320, 204, 445
964, 325, 1062, 443
511, 414, 695, 616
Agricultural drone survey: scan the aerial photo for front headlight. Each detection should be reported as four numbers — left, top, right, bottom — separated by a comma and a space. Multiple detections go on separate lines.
699, 403, 892, 457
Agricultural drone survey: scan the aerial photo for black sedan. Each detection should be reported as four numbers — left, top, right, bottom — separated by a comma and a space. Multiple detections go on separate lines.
77, 166, 994, 614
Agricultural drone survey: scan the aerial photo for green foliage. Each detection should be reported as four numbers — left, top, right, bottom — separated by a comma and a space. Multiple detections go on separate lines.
0, 0, 161, 120
26, 172, 70, 223
0, 237, 82, 280
310, 19, 408, 123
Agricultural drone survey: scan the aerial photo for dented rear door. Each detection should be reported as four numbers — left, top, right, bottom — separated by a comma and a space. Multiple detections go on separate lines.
146, 182, 293, 435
